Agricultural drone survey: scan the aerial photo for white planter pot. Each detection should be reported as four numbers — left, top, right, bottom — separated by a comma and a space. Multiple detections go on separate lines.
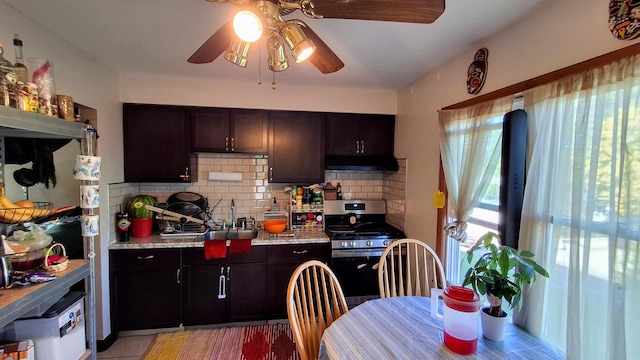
481, 307, 507, 341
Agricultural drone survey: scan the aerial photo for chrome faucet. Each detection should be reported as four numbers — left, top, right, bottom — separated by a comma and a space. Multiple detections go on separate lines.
230, 199, 236, 228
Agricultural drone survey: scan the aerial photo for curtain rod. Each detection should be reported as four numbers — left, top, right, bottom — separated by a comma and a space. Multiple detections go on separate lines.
442, 42, 640, 111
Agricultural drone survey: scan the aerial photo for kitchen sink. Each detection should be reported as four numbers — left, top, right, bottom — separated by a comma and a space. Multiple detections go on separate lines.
209, 228, 259, 240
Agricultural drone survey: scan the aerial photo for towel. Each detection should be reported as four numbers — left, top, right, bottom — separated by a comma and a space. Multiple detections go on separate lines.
204, 240, 227, 259
229, 239, 252, 254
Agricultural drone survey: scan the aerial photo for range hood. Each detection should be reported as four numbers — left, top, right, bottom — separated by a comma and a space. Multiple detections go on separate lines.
325, 155, 399, 171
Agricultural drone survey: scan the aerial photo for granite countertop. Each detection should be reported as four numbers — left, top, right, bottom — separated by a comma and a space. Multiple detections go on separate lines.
108, 230, 329, 250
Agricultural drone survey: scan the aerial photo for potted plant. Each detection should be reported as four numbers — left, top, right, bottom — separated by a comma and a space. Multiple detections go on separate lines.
462, 232, 549, 341
126, 195, 156, 238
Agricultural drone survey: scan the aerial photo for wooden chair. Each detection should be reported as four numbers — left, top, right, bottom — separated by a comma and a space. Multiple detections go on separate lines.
378, 238, 446, 298
287, 260, 349, 360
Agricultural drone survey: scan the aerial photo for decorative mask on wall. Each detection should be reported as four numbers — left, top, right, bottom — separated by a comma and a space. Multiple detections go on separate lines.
609, 0, 640, 40
467, 48, 488, 95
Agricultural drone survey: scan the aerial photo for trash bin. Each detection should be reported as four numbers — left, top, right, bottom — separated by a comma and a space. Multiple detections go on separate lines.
10, 291, 86, 360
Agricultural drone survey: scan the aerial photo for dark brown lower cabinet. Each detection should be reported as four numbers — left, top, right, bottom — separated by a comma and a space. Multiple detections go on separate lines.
266, 243, 331, 319
110, 249, 182, 331
181, 247, 267, 326
110, 244, 328, 330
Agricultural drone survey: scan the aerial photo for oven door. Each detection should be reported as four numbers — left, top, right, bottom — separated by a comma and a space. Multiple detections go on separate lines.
331, 249, 384, 307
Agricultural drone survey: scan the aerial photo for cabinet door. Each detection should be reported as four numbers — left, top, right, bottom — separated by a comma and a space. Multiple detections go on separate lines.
227, 262, 267, 321
182, 264, 227, 326
191, 107, 231, 152
231, 109, 268, 153
269, 111, 325, 183
359, 114, 395, 156
123, 103, 196, 182
266, 244, 331, 318
110, 249, 182, 331
326, 113, 360, 155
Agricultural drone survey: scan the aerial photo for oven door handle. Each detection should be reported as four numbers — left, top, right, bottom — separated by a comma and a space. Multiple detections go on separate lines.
331, 249, 385, 258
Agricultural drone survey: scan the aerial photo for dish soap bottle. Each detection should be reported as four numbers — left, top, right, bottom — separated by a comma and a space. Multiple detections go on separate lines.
271, 197, 279, 211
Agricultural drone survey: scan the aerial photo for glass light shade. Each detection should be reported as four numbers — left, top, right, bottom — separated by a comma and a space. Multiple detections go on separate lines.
267, 36, 289, 72
233, 10, 263, 43
224, 38, 251, 67
280, 21, 316, 63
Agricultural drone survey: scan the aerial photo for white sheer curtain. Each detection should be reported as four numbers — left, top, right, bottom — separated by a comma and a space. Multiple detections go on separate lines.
515, 55, 640, 360
438, 97, 513, 241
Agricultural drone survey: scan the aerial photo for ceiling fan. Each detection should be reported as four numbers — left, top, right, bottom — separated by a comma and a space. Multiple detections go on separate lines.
188, 0, 446, 75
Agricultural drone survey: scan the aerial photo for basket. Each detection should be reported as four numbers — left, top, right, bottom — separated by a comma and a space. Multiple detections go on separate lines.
10, 249, 45, 271
43, 243, 69, 273
0, 202, 53, 224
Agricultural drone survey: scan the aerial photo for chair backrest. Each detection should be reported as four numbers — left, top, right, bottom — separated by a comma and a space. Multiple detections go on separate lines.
378, 238, 446, 298
287, 260, 349, 360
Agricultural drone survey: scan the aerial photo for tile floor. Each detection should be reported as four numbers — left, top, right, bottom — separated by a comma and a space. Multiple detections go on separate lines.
97, 334, 154, 360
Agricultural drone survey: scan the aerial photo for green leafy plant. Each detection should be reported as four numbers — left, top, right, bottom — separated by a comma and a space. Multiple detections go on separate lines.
462, 232, 549, 317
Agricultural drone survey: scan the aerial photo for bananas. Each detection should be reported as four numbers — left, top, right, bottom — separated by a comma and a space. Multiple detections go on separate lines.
0, 183, 51, 223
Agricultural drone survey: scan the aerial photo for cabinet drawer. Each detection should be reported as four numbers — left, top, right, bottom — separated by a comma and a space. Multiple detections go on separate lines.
267, 244, 330, 263
183, 246, 267, 266
110, 249, 181, 270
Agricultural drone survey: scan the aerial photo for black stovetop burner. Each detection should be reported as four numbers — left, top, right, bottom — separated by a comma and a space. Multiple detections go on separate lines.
325, 218, 405, 240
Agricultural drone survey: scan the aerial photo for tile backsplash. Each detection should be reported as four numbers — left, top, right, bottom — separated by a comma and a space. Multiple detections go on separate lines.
109, 154, 406, 243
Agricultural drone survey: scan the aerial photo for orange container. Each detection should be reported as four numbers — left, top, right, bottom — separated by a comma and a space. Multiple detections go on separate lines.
264, 219, 287, 234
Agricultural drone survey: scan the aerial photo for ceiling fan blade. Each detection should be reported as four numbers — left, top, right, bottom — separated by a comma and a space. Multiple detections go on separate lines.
188, 21, 234, 64
300, 26, 344, 74
311, 0, 445, 24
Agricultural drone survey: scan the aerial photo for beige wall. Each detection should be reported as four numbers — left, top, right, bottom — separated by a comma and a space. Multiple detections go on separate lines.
396, 0, 640, 249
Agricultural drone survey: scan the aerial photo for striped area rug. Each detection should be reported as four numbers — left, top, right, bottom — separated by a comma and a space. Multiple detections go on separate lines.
142, 323, 300, 360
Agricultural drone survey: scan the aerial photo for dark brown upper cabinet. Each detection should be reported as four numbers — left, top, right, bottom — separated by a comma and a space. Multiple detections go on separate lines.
123, 103, 197, 183
268, 111, 325, 184
326, 113, 395, 156
191, 108, 268, 154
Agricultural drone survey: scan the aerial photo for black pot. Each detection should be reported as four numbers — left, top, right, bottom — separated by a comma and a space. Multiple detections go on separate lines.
167, 192, 208, 211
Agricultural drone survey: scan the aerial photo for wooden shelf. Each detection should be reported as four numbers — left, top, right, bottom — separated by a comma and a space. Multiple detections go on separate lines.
0, 106, 89, 139
0, 260, 89, 328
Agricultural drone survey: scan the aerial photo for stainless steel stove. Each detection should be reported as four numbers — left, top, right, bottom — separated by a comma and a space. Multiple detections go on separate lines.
324, 200, 405, 306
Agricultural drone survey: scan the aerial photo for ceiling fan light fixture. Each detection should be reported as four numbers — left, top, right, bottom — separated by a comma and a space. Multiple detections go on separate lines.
224, 37, 251, 67
280, 21, 316, 63
233, 10, 263, 43
267, 36, 289, 72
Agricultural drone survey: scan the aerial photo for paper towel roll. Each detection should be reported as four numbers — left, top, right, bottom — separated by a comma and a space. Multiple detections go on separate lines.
80, 185, 100, 209
81, 214, 99, 236
73, 155, 101, 180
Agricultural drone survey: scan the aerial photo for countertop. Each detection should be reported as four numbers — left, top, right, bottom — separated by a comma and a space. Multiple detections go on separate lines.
108, 230, 329, 250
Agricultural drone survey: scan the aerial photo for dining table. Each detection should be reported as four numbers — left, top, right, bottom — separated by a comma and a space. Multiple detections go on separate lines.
318, 296, 563, 359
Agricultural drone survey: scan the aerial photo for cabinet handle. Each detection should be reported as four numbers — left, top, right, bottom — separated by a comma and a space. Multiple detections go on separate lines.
179, 167, 191, 182
226, 265, 231, 281
136, 255, 154, 260
176, 268, 181, 284
293, 250, 308, 255
218, 267, 226, 299
360, 141, 365, 154
355, 140, 360, 154
225, 137, 229, 151
230, 137, 235, 152
269, 167, 273, 181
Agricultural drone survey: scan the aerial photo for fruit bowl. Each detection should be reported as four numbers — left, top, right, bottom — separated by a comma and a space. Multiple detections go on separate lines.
263, 219, 287, 234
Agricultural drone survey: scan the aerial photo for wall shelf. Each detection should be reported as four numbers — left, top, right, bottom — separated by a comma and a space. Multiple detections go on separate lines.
0, 106, 88, 139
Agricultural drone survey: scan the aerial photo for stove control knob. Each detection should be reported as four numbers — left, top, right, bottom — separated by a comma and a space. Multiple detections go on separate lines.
341, 241, 348, 248
383, 240, 389, 246
366, 240, 372, 247
350, 241, 356, 247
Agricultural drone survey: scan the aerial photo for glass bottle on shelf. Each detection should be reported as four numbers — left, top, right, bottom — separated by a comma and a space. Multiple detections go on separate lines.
0, 43, 13, 107
12, 34, 28, 85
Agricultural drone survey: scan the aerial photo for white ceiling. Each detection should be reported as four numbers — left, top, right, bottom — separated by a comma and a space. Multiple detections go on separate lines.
2, 0, 548, 90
